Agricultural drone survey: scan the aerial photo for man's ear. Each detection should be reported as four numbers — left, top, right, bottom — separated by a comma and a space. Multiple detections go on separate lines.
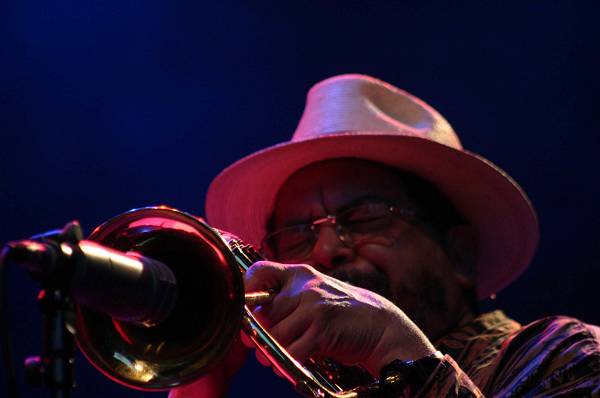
444, 225, 477, 288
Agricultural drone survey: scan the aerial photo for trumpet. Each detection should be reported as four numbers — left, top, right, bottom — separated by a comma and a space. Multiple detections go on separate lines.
76, 206, 380, 397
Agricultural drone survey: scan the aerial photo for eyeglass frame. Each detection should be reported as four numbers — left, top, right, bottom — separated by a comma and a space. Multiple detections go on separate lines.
260, 199, 419, 262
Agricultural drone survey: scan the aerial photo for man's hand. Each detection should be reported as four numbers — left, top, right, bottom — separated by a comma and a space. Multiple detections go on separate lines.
245, 261, 436, 377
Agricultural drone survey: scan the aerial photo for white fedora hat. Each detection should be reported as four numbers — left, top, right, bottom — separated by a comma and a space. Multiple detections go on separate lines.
205, 74, 538, 300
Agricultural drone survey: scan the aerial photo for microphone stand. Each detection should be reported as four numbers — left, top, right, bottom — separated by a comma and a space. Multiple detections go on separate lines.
25, 287, 76, 398
14, 222, 83, 398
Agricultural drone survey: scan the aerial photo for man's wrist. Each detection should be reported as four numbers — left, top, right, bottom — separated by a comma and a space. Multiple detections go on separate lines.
368, 315, 437, 376
379, 351, 444, 397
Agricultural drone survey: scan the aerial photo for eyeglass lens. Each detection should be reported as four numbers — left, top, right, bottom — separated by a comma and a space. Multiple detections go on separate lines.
262, 201, 403, 262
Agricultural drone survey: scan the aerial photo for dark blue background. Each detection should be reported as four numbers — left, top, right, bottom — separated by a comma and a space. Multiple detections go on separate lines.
1, 2, 599, 397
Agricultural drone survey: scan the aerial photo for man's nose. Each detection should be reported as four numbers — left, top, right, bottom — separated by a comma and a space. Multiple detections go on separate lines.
311, 225, 355, 270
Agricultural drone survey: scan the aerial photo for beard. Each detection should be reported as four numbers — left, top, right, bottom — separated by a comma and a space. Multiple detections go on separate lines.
327, 266, 451, 340
389, 271, 451, 340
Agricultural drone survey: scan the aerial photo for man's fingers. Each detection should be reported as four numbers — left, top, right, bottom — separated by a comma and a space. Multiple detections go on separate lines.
243, 331, 278, 371
267, 307, 313, 347
284, 324, 320, 365
245, 261, 317, 293
245, 261, 289, 293
253, 351, 286, 379
240, 331, 254, 348
244, 262, 334, 370
253, 290, 302, 328
255, 350, 272, 367
247, 262, 319, 328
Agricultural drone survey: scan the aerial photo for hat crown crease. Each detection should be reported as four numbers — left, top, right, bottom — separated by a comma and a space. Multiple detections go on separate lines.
293, 74, 461, 149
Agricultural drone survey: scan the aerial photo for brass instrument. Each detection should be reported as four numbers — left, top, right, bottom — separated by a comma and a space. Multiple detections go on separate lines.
77, 206, 378, 397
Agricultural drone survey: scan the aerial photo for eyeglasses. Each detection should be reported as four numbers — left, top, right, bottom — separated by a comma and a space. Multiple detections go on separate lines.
261, 200, 417, 262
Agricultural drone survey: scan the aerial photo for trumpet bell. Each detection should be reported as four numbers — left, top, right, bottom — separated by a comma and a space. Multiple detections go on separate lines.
76, 207, 245, 390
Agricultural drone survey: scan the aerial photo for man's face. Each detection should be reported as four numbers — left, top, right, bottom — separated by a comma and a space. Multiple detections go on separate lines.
270, 159, 475, 340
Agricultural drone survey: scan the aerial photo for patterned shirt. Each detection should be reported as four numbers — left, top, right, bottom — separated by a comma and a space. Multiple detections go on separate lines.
417, 311, 600, 397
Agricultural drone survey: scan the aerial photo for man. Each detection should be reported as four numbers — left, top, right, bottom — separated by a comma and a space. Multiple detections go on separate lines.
171, 74, 600, 397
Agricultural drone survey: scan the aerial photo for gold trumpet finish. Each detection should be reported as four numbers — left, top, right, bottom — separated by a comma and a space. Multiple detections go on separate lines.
76, 206, 376, 397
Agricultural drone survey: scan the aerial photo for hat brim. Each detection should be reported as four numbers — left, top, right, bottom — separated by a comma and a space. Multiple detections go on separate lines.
205, 133, 538, 300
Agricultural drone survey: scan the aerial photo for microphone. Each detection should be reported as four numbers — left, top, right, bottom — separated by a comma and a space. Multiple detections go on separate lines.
5, 239, 177, 327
